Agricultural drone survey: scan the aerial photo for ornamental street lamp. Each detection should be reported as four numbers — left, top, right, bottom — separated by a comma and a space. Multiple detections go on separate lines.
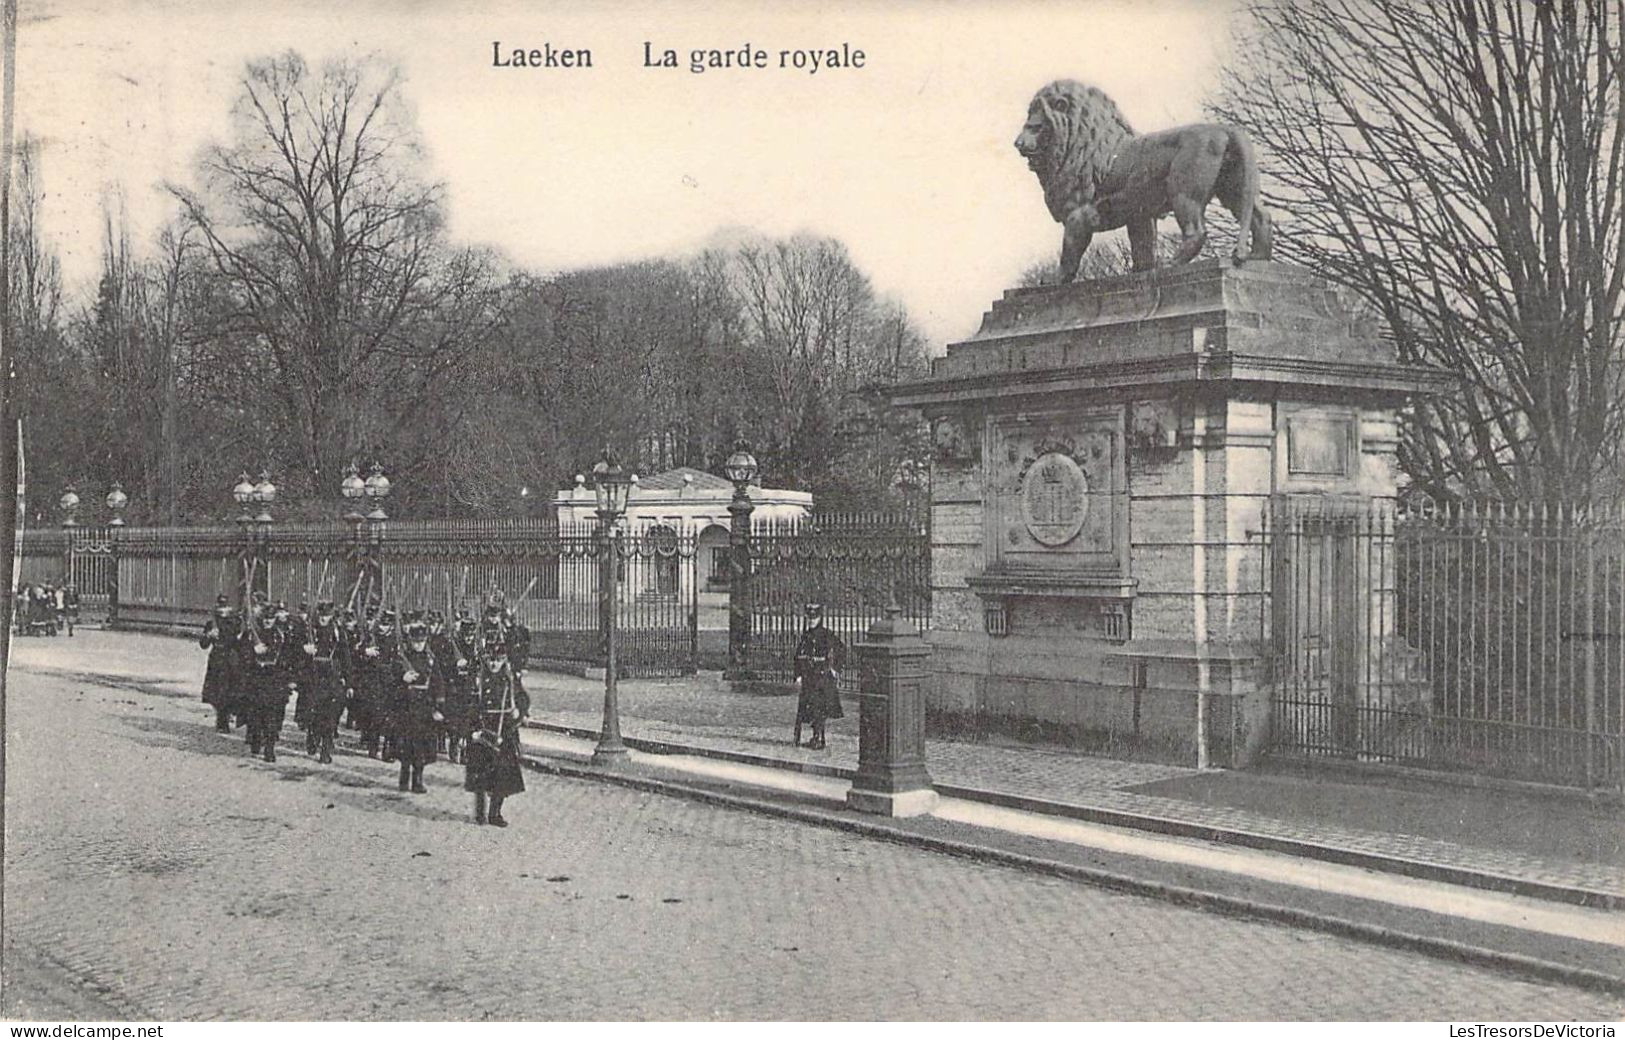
341, 461, 388, 613
59, 487, 79, 586
363, 461, 391, 522
723, 440, 758, 681
340, 461, 367, 523
232, 471, 273, 609
591, 449, 633, 767
252, 470, 277, 525
104, 482, 128, 526
105, 483, 128, 627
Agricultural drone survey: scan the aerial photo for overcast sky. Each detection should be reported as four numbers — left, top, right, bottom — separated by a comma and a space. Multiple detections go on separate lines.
15, 0, 1239, 350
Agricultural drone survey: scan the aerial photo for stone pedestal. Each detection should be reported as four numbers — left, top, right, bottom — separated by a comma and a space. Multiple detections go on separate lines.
890, 260, 1450, 768
847, 606, 939, 817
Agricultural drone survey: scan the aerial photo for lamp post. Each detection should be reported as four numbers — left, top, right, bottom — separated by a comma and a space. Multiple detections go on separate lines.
232, 471, 274, 609
591, 449, 632, 766
104, 483, 128, 627
232, 472, 256, 610
58, 486, 79, 585
340, 462, 374, 612
723, 441, 758, 681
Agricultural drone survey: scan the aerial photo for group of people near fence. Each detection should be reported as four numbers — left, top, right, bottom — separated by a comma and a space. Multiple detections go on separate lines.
198, 591, 531, 828
11, 582, 79, 637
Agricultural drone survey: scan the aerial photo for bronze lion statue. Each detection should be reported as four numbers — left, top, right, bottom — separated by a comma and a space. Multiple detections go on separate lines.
1014, 79, 1272, 282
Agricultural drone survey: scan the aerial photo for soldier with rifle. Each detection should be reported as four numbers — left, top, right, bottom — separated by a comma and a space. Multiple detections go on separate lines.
288, 600, 317, 753
353, 607, 398, 758
391, 618, 446, 793
199, 595, 243, 733
304, 600, 351, 764
464, 624, 530, 828
441, 611, 480, 764
243, 600, 295, 761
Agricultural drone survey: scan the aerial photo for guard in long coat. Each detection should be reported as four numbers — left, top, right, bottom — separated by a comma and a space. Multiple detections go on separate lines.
792, 603, 846, 750
199, 596, 243, 732
391, 619, 445, 793
464, 630, 530, 827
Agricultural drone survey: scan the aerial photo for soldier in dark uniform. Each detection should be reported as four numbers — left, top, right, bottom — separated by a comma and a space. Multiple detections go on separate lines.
441, 613, 479, 764
199, 595, 242, 733
391, 619, 446, 793
502, 605, 532, 705
465, 628, 530, 827
287, 601, 318, 753
340, 607, 364, 730
353, 609, 397, 757
792, 603, 845, 750
61, 583, 80, 636
305, 600, 351, 764
244, 603, 293, 761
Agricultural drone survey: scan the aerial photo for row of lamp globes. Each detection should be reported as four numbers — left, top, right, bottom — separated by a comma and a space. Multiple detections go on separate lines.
222, 462, 392, 525
57, 484, 129, 528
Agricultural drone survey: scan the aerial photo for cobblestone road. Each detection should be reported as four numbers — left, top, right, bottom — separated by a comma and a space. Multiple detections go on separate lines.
4, 634, 1621, 1020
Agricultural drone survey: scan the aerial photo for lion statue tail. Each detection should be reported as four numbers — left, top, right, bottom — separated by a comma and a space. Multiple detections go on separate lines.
1224, 129, 1272, 262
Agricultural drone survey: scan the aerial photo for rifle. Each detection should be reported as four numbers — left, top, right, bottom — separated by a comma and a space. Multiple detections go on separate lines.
343, 568, 368, 616
512, 576, 540, 608
314, 560, 331, 606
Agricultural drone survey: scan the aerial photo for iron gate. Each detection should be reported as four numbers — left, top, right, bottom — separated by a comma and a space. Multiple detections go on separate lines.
747, 511, 930, 691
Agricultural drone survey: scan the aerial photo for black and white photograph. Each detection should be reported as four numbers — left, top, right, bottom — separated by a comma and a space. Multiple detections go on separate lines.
0, 0, 1621, 1025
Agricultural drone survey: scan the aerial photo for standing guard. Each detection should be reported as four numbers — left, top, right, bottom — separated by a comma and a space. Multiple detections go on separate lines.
465, 627, 530, 827
199, 595, 243, 733
305, 600, 351, 764
391, 619, 446, 793
792, 603, 846, 750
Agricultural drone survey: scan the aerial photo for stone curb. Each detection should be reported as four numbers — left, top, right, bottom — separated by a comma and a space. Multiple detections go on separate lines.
526, 720, 1625, 912
510, 743, 1625, 1001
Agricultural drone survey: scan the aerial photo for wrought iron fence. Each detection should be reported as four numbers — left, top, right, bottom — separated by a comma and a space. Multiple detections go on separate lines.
105, 518, 700, 678
1263, 498, 1624, 791
746, 510, 930, 690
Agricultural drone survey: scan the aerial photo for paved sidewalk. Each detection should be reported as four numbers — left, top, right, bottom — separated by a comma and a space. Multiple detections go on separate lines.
527, 670, 1625, 905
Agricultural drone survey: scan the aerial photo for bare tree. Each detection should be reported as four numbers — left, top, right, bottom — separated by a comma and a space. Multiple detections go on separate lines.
170, 51, 501, 502
1212, 0, 1625, 501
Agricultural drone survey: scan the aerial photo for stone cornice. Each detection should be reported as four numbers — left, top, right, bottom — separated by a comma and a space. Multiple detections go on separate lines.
891, 351, 1456, 408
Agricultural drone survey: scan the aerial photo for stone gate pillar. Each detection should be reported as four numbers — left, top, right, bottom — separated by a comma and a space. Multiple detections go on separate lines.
890, 260, 1449, 768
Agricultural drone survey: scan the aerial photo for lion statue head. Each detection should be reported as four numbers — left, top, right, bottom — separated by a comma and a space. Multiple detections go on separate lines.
1013, 80, 1136, 225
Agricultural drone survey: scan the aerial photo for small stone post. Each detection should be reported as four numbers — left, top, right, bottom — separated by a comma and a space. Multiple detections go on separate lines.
847, 602, 938, 817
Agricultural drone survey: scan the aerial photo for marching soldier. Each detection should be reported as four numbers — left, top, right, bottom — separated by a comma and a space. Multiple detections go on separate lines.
391, 619, 446, 793
792, 603, 845, 750
441, 612, 480, 764
340, 607, 364, 731
305, 600, 351, 764
288, 601, 318, 753
199, 595, 243, 733
353, 609, 398, 757
244, 601, 294, 761
464, 627, 530, 827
